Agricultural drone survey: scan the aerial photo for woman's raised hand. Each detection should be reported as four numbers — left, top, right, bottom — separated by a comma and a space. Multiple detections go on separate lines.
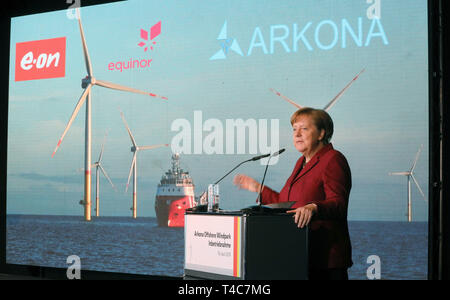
233, 174, 261, 193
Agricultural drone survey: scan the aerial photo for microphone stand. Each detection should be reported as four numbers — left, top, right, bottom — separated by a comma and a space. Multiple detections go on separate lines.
193, 153, 271, 212
257, 149, 285, 210
214, 159, 251, 185
214, 153, 271, 185
257, 156, 273, 209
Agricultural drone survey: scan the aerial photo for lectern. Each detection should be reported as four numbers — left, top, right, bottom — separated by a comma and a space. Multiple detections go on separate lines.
184, 208, 309, 280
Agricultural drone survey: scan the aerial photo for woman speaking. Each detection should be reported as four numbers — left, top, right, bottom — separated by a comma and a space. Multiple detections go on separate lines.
233, 107, 352, 280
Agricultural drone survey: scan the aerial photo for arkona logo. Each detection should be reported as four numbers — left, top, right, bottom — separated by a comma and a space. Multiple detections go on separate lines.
210, 21, 244, 60
210, 17, 388, 60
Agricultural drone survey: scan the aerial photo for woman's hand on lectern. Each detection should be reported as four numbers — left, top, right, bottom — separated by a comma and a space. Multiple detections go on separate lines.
287, 204, 318, 228
233, 174, 261, 193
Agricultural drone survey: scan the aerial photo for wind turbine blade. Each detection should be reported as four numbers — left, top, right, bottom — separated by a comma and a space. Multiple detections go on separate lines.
98, 142, 105, 163
139, 144, 169, 151
99, 164, 115, 190
125, 154, 136, 193
269, 88, 302, 109
323, 68, 365, 112
410, 144, 423, 172
76, 8, 93, 76
52, 85, 92, 157
95, 79, 168, 100
388, 172, 410, 176
98, 130, 109, 162
411, 174, 426, 200
119, 111, 138, 147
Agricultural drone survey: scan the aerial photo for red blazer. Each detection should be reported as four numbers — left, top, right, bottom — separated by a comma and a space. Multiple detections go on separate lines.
261, 143, 352, 270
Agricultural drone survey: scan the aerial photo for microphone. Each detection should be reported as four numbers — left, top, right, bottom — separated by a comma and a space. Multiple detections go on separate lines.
250, 153, 271, 161
271, 148, 286, 157
213, 153, 271, 185
257, 148, 286, 207
191, 153, 273, 212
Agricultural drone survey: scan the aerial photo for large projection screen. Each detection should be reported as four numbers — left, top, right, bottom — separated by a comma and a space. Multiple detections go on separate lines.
6, 0, 428, 279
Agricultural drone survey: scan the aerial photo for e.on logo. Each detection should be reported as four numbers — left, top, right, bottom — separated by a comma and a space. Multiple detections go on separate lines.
15, 37, 66, 82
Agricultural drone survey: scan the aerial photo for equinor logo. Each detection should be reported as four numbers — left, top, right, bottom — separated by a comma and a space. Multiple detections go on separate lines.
108, 21, 162, 72
138, 21, 162, 52
210, 17, 388, 60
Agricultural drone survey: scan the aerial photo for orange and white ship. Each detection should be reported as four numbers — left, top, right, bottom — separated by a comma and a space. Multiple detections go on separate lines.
155, 153, 197, 227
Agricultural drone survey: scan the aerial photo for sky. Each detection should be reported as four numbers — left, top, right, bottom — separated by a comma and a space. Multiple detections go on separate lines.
7, 0, 429, 221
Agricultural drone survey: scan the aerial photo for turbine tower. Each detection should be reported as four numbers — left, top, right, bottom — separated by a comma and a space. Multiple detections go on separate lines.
120, 111, 168, 219
93, 132, 115, 217
269, 68, 365, 111
51, 8, 167, 221
389, 144, 426, 222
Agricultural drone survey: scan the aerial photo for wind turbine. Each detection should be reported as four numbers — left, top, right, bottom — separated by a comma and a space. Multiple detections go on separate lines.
120, 111, 169, 219
51, 8, 167, 221
93, 131, 116, 217
269, 68, 365, 111
389, 144, 426, 222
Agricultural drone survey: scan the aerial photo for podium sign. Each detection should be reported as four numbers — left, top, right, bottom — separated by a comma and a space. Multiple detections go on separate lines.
184, 211, 309, 280
185, 214, 243, 279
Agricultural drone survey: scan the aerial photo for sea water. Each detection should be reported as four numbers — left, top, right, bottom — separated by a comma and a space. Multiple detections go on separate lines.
6, 215, 427, 280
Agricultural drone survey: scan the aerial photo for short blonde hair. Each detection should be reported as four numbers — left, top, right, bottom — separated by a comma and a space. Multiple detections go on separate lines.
290, 107, 334, 144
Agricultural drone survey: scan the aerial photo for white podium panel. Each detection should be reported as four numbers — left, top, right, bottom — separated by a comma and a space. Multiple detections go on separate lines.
184, 211, 308, 280
184, 214, 243, 279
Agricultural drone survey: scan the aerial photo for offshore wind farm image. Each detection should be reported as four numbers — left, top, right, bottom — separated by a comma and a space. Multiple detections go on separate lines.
7, 0, 428, 279
120, 110, 168, 219
50, 7, 168, 222
91, 131, 116, 217
269, 68, 366, 111
389, 145, 427, 222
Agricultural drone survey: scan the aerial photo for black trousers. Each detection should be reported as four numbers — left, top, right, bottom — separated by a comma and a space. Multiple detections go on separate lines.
309, 268, 349, 280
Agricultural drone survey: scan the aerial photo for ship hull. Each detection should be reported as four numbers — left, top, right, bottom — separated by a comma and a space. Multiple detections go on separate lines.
155, 195, 195, 227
